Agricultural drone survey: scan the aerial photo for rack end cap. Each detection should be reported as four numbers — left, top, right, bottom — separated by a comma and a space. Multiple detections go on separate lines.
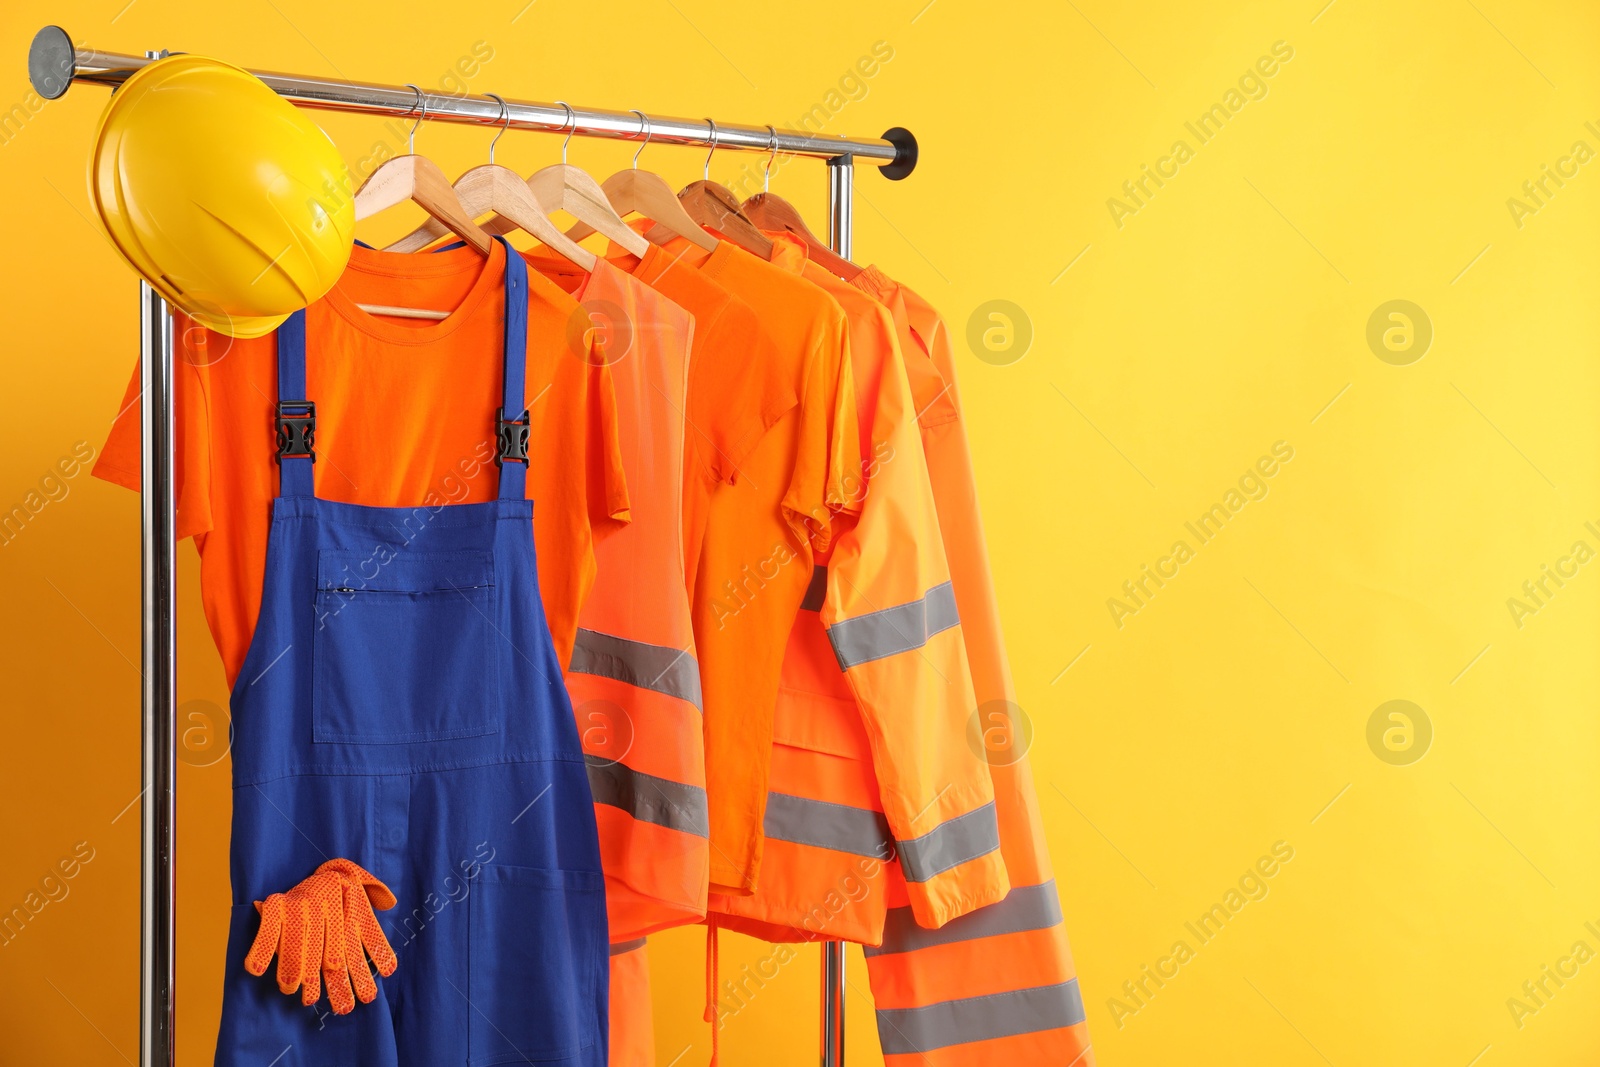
880, 127, 917, 180
30, 25, 75, 100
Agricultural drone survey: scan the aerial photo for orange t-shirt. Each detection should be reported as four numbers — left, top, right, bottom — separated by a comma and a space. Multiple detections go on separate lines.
93, 240, 630, 684
655, 235, 861, 893
601, 240, 796, 595
764, 233, 890, 462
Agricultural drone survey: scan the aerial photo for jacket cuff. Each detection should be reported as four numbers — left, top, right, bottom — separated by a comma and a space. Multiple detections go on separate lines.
893, 799, 1010, 929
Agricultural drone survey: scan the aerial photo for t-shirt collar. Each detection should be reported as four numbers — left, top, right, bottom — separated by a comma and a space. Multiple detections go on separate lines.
323, 238, 505, 344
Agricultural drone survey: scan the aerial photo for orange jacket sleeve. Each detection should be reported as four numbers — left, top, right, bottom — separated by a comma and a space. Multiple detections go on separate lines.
818, 301, 1008, 930
856, 272, 1093, 1066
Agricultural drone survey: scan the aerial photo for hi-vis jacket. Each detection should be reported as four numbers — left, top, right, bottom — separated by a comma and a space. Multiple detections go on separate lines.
853, 267, 1094, 1067
710, 241, 1010, 943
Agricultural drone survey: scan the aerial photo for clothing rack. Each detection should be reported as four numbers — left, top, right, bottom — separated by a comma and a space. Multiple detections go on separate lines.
28, 23, 916, 1067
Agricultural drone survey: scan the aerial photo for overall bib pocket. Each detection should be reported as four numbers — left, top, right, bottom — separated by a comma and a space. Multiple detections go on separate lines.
313, 550, 502, 744
467, 864, 607, 1064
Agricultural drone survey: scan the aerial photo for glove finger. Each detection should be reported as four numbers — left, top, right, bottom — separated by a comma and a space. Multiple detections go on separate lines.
344, 900, 380, 1004
362, 876, 397, 912
350, 955, 379, 1005
278, 896, 309, 996
301, 903, 326, 1007
321, 888, 347, 971
244, 896, 284, 977
324, 963, 355, 1016
350, 888, 398, 977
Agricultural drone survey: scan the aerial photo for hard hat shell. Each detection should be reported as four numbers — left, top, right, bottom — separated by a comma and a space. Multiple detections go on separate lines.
90, 54, 355, 338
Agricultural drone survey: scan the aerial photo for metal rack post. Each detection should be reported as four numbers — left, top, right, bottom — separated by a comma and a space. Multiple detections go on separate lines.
138, 274, 176, 1067
26, 25, 916, 1067
820, 153, 854, 1067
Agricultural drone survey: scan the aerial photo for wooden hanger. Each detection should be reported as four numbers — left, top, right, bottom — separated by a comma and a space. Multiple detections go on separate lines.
742, 126, 858, 279
387, 94, 596, 270
499, 102, 649, 257
564, 110, 718, 253
351, 86, 492, 319
679, 119, 772, 259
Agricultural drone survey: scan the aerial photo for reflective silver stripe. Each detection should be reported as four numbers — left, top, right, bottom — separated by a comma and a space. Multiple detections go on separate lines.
609, 937, 647, 956
864, 880, 1062, 957
584, 755, 709, 837
875, 979, 1086, 1055
896, 801, 1001, 883
569, 628, 703, 710
763, 791, 892, 859
825, 581, 959, 669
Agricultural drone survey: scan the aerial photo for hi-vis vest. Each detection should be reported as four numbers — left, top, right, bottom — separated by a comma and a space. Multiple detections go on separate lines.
709, 266, 1010, 944
561, 266, 709, 941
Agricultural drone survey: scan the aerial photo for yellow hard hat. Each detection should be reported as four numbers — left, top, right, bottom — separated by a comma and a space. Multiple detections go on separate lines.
90, 54, 355, 338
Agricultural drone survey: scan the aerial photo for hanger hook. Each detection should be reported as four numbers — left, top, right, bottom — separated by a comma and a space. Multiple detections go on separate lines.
629, 110, 652, 169
556, 101, 576, 164
404, 84, 424, 154
764, 125, 778, 193
485, 93, 510, 164
703, 118, 719, 182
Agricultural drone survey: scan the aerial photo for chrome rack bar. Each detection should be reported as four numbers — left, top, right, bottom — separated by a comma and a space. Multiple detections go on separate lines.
27, 26, 918, 176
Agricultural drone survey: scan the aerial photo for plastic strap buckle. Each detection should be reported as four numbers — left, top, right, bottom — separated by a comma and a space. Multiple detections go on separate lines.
496, 406, 530, 467
275, 400, 317, 463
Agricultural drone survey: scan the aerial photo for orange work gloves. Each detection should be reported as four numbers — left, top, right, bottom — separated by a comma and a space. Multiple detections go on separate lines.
244, 858, 399, 1014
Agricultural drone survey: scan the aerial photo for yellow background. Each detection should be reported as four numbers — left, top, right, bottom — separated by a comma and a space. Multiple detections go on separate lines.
1, 0, 1597, 1064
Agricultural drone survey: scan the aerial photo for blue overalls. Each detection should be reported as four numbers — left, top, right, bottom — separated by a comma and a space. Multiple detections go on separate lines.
215, 240, 608, 1066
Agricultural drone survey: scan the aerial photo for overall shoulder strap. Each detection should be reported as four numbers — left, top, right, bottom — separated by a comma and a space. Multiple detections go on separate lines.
274, 310, 315, 499
495, 237, 530, 501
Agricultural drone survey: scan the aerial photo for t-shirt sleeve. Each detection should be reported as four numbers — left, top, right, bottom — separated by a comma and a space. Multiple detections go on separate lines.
691, 300, 797, 486
585, 355, 632, 541
91, 321, 215, 542
782, 310, 861, 555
